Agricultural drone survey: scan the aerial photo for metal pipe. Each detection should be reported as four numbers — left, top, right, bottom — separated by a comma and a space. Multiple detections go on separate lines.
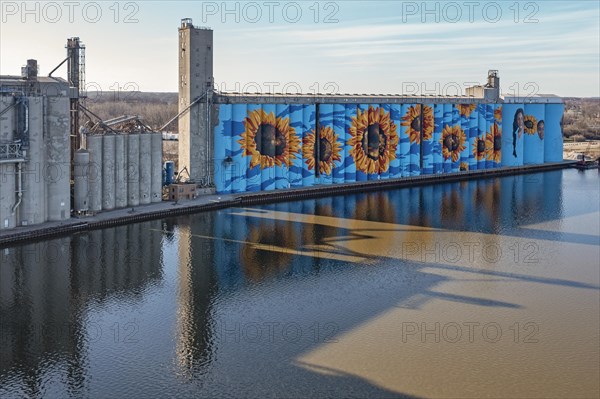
205, 90, 210, 186
48, 57, 69, 77
159, 92, 206, 132
11, 162, 22, 215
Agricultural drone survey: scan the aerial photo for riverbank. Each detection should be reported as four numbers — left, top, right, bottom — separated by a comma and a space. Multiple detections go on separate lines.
0, 161, 576, 247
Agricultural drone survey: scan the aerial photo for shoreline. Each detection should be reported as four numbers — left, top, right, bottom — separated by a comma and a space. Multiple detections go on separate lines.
0, 161, 576, 247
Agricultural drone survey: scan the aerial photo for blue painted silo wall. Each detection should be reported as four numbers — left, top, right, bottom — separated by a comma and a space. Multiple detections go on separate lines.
399, 104, 412, 177
289, 104, 304, 188
232, 103, 247, 192
246, 104, 263, 192
302, 104, 316, 187
212, 100, 564, 194
344, 104, 357, 183
333, 104, 346, 184
433, 104, 444, 173
524, 104, 545, 165
544, 103, 564, 162
501, 103, 525, 167
421, 103, 434, 175
389, 104, 402, 179
468, 105, 478, 171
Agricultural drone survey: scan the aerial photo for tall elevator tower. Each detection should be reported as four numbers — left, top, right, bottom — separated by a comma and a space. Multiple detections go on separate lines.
178, 18, 213, 184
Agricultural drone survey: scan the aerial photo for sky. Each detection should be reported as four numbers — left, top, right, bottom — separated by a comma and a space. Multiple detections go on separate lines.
1, 1, 599, 97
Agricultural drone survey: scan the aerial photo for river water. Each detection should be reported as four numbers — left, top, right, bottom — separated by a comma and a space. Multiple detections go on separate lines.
1, 169, 599, 398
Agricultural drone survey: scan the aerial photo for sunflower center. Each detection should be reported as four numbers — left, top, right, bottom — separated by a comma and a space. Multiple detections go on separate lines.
524, 120, 534, 130
363, 123, 383, 161
410, 117, 421, 132
319, 137, 333, 163
477, 139, 486, 154
444, 134, 460, 151
494, 136, 502, 151
255, 123, 286, 157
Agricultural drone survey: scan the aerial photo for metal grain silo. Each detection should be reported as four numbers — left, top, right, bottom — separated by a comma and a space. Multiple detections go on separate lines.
321, 103, 336, 184
301, 104, 316, 188
501, 103, 524, 167
451, 104, 460, 173
523, 104, 545, 165
477, 105, 486, 170
389, 104, 402, 179
245, 104, 262, 192
409, 103, 422, 176
151, 132, 163, 202
232, 103, 248, 192
115, 133, 128, 208
468, 105, 479, 170
275, 103, 289, 190
375, 104, 393, 180
443, 103, 453, 173
87, 134, 103, 213
19, 97, 45, 226
0, 97, 16, 230
485, 104, 494, 170
354, 104, 369, 181
261, 103, 276, 190
544, 103, 564, 162
433, 103, 444, 173
459, 104, 470, 171
102, 134, 116, 210
399, 104, 411, 178
127, 133, 140, 206
333, 103, 346, 184
44, 96, 70, 221
288, 103, 304, 188
139, 133, 152, 205
74, 149, 90, 213
421, 103, 434, 175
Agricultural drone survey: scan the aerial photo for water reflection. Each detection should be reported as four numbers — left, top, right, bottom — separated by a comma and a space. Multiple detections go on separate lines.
1, 170, 598, 398
0, 221, 163, 397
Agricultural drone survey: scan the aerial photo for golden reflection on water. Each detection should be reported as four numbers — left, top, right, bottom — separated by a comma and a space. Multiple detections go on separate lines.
223, 206, 599, 399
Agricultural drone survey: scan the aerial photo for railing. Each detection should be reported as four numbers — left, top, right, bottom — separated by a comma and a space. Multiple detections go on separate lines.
0, 143, 25, 163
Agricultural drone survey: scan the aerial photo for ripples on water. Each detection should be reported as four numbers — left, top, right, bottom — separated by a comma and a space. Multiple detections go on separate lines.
1, 169, 599, 398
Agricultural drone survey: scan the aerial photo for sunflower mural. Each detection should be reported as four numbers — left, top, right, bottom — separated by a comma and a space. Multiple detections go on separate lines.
473, 136, 487, 161
440, 124, 466, 162
494, 106, 502, 123
457, 104, 476, 118
459, 162, 469, 171
401, 105, 434, 144
238, 108, 301, 169
523, 114, 538, 135
348, 105, 399, 174
485, 122, 502, 163
303, 125, 343, 175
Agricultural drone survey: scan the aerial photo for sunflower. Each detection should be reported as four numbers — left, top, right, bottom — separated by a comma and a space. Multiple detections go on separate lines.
440, 124, 466, 162
473, 137, 486, 161
457, 104, 476, 118
523, 114, 537, 135
348, 105, 399, 174
494, 106, 502, 122
485, 122, 502, 163
459, 162, 469, 171
302, 125, 342, 175
238, 109, 301, 169
400, 105, 433, 144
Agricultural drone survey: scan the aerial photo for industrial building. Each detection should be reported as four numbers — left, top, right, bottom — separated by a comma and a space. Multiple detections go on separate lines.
0, 38, 163, 232
176, 19, 564, 195
0, 18, 565, 233
0, 61, 71, 229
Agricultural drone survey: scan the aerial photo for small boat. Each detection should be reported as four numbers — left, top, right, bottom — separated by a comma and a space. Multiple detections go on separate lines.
570, 153, 599, 170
